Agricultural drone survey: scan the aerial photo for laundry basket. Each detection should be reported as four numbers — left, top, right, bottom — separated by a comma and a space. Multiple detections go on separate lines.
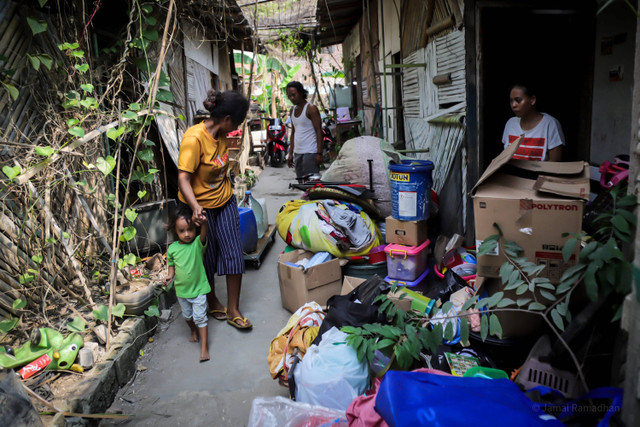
515, 335, 584, 398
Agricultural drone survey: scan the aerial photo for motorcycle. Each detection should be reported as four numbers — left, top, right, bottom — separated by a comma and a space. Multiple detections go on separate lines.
262, 117, 288, 167
321, 117, 336, 162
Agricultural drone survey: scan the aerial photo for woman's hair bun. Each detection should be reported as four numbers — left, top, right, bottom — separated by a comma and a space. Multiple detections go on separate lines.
203, 89, 224, 112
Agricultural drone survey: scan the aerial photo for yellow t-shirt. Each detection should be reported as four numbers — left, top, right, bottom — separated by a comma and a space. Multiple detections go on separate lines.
178, 122, 232, 209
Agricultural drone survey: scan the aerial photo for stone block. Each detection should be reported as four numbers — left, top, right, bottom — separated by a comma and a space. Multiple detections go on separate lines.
159, 309, 172, 322
93, 324, 108, 344
66, 361, 118, 414
113, 343, 138, 387
78, 348, 94, 369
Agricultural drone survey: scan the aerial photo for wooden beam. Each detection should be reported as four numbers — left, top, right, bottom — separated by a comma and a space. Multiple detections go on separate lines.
421, 0, 436, 48
426, 16, 455, 38
447, 0, 464, 29
433, 73, 452, 85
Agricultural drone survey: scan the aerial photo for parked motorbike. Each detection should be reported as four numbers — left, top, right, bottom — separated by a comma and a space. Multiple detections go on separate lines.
262, 117, 288, 167
321, 117, 336, 162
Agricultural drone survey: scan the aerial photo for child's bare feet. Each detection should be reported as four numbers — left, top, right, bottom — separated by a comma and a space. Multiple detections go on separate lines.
187, 319, 199, 342
199, 325, 209, 363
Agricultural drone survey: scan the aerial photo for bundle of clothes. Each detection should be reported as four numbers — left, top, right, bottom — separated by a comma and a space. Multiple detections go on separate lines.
276, 199, 381, 258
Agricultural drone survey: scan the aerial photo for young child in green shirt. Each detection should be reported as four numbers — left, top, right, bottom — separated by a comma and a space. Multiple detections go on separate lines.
164, 206, 212, 362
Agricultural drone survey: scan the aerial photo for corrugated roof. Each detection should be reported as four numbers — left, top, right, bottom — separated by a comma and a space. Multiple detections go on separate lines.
315, 0, 362, 47
238, 0, 318, 42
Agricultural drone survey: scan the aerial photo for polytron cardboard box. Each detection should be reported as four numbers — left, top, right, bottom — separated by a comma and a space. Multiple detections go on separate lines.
472, 138, 589, 283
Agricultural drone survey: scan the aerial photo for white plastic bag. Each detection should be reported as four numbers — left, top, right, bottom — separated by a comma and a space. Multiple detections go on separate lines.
293, 327, 369, 410
248, 396, 348, 427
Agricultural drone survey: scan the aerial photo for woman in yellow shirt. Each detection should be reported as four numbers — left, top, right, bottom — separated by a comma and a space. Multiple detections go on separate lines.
177, 89, 252, 329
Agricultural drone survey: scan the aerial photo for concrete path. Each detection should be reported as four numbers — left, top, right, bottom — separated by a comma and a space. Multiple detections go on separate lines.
102, 165, 303, 426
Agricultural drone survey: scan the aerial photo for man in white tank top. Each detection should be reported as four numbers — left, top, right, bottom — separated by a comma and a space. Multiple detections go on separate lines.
286, 81, 323, 182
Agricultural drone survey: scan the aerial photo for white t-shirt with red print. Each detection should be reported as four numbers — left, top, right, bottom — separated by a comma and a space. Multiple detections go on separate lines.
501, 113, 565, 161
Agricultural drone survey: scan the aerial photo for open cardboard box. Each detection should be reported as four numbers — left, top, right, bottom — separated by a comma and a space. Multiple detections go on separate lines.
277, 249, 345, 313
341, 275, 365, 295
472, 137, 589, 283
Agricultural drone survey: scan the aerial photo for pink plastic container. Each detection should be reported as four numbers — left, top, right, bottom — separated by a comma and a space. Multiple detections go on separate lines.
384, 239, 430, 281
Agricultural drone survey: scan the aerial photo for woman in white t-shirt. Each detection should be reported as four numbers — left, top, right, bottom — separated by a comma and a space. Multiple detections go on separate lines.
502, 83, 565, 161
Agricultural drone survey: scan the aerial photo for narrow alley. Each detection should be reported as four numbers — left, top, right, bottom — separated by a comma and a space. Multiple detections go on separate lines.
102, 165, 298, 426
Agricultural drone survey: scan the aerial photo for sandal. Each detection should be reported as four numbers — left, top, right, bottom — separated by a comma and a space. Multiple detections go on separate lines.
208, 308, 227, 321
226, 315, 253, 330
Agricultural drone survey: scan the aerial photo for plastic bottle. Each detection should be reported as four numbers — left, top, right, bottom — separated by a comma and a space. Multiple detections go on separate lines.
240, 191, 266, 239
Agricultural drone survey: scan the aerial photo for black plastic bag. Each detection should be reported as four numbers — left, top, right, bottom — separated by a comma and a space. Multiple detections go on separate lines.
352, 274, 390, 305
424, 270, 468, 303
313, 276, 389, 345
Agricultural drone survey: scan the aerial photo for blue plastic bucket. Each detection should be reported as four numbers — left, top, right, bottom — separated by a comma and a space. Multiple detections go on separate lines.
238, 207, 258, 253
389, 160, 434, 221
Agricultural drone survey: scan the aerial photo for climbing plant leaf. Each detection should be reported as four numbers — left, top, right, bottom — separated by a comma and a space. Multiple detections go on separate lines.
26, 17, 48, 35
2, 82, 19, 101
0, 318, 19, 334
96, 156, 116, 176
13, 298, 27, 310
144, 305, 160, 317
66, 316, 86, 332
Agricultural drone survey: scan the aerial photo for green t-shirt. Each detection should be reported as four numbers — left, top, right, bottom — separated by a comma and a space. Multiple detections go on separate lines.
167, 238, 211, 299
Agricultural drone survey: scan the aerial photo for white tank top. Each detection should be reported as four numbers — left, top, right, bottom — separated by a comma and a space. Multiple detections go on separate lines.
291, 103, 317, 154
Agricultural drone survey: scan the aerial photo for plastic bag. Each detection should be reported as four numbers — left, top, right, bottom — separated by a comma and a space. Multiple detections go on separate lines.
248, 396, 348, 427
424, 269, 468, 303
293, 328, 370, 411
352, 274, 389, 305
312, 289, 387, 345
322, 136, 403, 218
375, 371, 562, 426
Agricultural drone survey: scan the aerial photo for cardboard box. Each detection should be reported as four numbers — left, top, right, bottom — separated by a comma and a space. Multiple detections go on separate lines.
472, 138, 589, 283
341, 276, 365, 295
476, 276, 544, 338
277, 250, 343, 312
385, 216, 428, 246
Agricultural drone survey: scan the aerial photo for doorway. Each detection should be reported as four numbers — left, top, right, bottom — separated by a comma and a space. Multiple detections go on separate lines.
477, 1, 595, 169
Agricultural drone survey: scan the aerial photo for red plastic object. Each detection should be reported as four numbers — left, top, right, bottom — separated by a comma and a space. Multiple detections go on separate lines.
18, 354, 52, 379
367, 245, 387, 264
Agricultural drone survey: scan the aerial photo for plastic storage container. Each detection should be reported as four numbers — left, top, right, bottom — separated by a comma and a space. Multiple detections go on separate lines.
389, 160, 434, 221
384, 239, 430, 281
384, 267, 430, 288
239, 191, 266, 239
254, 197, 269, 233
238, 207, 258, 253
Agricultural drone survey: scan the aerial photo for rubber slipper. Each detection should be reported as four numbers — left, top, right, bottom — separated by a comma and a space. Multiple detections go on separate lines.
227, 316, 253, 329
209, 308, 227, 321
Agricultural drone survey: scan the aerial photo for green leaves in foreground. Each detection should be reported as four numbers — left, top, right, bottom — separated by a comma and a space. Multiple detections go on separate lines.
144, 305, 160, 317
3, 165, 21, 181
92, 303, 126, 322
66, 316, 86, 332
0, 317, 19, 335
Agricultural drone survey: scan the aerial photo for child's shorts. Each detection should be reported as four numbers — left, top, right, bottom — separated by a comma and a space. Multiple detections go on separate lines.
178, 294, 208, 327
